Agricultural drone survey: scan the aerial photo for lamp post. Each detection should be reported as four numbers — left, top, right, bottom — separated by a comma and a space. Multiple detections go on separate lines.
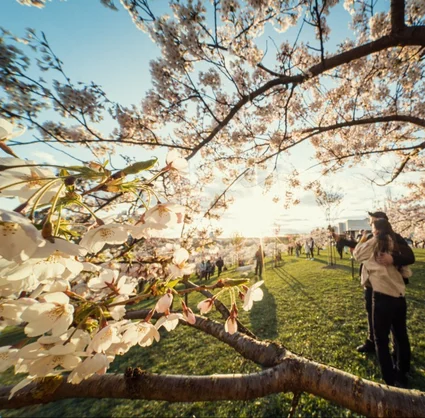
326, 208, 333, 266
273, 223, 280, 268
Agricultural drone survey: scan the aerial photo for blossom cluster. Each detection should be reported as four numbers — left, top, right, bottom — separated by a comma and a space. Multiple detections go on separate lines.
0, 120, 265, 398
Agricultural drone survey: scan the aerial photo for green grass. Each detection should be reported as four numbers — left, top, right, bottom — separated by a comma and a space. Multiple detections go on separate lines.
2, 249, 425, 417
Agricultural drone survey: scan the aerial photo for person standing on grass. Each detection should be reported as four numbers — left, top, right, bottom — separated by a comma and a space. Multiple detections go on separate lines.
334, 211, 415, 355
304, 240, 311, 259
200, 260, 207, 280
295, 242, 300, 257
255, 245, 265, 278
336, 240, 344, 259
205, 260, 213, 280
215, 256, 224, 277
309, 237, 315, 259
353, 218, 411, 387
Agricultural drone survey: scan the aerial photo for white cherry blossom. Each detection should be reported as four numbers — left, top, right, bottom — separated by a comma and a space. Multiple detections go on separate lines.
0, 209, 45, 263
81, 262, 101, 272
0, 298, 36, 330
122, 321, 160, 347
166, 149, 189, 176
30, 278, 70, 298
19, 330, 89, 362
19, 336, 84, 378
168, 247, 195, 278
0, 158, 60, 204
87, 324, 121, 354
21, 292, 74, 337
106, 341, 132, 356
88, 268, 116, 291
80, 223, 130, 254
243, 280, 264, 311
33, 257, 66, 281
0, 118, 26, 141
0, 271, 39, 298
143, 203, 185, 227
0, 346, 19, 372
26, 351, 81, 377
33, 238, 87, 258
67, 353, 112, 384
138, 324, 161, 347
1, 259, 37, 283
88, 269, 136, 296
128, 221, 167, 239
109, 297, 128, 320
155, 313, 183, 331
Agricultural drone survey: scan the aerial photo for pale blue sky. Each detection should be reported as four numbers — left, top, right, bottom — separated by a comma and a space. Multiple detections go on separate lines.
1, 0, 407, 236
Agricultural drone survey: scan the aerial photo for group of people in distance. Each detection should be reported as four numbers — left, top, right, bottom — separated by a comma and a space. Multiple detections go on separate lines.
197, 257, 225, 280
287, 237, 315, 259
335, 211, 415, 388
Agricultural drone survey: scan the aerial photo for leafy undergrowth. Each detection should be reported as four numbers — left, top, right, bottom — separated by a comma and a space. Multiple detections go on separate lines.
2, 249, 425, 417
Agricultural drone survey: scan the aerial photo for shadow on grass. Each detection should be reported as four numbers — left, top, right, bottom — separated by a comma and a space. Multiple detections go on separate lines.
249, 282, 278, 339
273, 266, 331, 319
313, 257, 356, 275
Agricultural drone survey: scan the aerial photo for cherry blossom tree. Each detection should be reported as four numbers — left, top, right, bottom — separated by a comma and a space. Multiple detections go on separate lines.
310, 227, 328, 255
386, 182, 425, 243
230, 231, 246, 266
1, 0, 425, 416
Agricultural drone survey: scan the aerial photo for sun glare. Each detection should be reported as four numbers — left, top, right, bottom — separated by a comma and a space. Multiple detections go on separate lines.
230, 187, 281, 237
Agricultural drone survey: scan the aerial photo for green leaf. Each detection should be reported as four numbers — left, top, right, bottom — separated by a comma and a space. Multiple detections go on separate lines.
122, 158, 158, 175
66, 166, 107, 179
167, 279, 181, 289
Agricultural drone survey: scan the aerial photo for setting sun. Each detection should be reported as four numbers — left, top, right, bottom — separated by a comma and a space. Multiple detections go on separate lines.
225, 186, 282, 237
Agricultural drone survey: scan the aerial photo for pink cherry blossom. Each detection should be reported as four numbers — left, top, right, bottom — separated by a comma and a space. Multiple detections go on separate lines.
155, 291, 173, 313
166, 149, 189, 176
197, 298, 214, 315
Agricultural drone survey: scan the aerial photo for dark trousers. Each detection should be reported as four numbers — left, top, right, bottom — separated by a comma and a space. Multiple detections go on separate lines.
255, 261, 263, 277
372, 292, 411, 385
365, 287, 374, 342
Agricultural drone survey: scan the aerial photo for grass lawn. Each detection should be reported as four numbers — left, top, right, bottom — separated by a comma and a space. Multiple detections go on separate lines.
2, 248, 425, 417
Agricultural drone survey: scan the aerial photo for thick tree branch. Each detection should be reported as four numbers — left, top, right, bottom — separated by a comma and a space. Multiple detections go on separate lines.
2, 354, 425, 417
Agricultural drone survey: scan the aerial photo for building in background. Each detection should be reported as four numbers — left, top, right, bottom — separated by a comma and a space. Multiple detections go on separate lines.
337, 219, 370, 236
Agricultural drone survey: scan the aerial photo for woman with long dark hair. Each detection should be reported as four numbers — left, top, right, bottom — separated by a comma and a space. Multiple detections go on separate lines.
353, 218, 411, 387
